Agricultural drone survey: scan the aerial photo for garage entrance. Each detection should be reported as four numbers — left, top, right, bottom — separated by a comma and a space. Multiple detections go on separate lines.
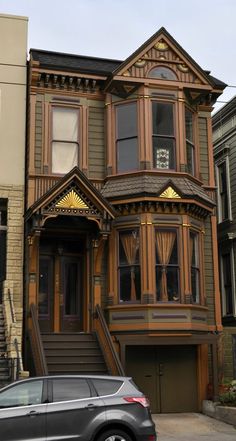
126, 345, 198, 413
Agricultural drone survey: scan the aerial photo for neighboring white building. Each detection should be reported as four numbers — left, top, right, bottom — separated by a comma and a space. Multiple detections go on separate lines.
0, 13, 28, 364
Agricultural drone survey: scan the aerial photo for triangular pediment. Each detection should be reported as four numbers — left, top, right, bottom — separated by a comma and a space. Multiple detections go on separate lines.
26, 167, 116, 223
158, 181, 183, 200
108, 27, 213, 89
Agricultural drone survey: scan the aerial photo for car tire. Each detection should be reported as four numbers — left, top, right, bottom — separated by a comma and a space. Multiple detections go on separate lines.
97, 429, 132, 441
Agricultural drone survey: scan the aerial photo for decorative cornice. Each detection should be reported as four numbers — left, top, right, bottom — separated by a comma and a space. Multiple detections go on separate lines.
32, 71, 98, 93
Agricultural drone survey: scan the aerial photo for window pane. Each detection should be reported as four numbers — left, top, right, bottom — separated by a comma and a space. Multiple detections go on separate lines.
117, 138, 138, 172
187, 142, 194, 175
39, 257, 52, 315
219, 162, 228, 220
191, 268, 200, 303
119, 266, 141, 302
156, 266, 179, 301
53, 108, 78, 141
92, 379, 122, 396
52, 379, 91, 402
222, 253, 233, 315
149, 66, 177, 80
0, 381, 43, 408
0, 231, 7, 282
52, 142, 78, 174
185, 109, 193, 142
116, 103, 137, 139
119, 230, 139, 265
152, 102, 174, 136
153, 138, 175, 169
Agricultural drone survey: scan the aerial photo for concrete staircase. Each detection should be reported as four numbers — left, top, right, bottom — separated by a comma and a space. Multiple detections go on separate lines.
41, 332, 109, 375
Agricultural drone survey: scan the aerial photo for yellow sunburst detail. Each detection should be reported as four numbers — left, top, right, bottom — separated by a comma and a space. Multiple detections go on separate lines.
55, 190, 89, 209
159, 186, 181, 199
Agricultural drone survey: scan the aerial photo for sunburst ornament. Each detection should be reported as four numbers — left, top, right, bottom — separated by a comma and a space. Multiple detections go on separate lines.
159, 186, 181, 199
55, 190, 89, 209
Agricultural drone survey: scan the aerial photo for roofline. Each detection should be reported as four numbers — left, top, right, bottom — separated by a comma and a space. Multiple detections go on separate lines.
30, 48, 123, 65
212, 95, 236, 127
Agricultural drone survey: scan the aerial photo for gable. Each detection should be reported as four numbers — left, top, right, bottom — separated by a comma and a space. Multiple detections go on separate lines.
110, 28, 212, 87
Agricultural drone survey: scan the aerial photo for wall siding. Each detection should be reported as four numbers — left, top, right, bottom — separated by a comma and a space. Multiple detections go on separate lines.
88, 106, 105, 179
204, 217, 215, 325
198, 117, 209, 185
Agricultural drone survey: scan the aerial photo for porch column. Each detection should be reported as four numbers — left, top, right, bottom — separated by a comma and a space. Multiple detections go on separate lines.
140, 213, 155, 303
93, 234, 108, 307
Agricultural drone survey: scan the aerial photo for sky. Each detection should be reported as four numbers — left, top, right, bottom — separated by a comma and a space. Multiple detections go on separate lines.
0, 0, 235, 113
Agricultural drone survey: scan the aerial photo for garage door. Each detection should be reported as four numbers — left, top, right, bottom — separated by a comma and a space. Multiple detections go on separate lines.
126, 345, 198, 413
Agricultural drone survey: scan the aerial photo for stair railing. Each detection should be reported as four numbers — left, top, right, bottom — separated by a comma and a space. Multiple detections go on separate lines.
94, 304, 125, 376
29, 304, 48, 376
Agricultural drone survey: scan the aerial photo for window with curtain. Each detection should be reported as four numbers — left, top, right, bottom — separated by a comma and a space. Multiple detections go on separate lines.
52, 107, 79, 174
119, 229, 141, 302
152, 102, 176, 170
185, 108, 195, 175
155, 229, 179, 302
116, 102, 138, 173
190, 231, 200, 303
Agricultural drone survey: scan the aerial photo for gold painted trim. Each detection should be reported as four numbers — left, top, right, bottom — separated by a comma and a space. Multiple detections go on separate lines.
159, 186, 181, 199
55, 189, 89, 209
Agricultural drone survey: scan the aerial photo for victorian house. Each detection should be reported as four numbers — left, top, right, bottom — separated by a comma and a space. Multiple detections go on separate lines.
213, 97, 236, 383
26, 28, 225, 412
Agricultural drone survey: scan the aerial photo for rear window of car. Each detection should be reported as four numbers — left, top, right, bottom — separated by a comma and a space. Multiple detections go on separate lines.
91, 379, 123, 396
52, 379, 91, 402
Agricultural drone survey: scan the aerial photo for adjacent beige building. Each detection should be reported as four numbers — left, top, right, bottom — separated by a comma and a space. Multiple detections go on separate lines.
0, 14, 28, 364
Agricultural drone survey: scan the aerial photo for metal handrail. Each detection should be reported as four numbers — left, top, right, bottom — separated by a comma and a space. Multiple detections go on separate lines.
7, 289, 15, 323
29, 304, 48, 376
94, 304, 125, 376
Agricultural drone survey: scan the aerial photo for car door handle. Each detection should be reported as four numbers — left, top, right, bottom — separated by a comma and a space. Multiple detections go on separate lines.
86, 404, 98, 410
27, 410, 40, 417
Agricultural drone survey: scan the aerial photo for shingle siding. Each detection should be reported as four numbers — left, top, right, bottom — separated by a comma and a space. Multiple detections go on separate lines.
88, 106, 105, 179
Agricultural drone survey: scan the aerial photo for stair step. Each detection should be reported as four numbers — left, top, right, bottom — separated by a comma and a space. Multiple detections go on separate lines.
42, 333, 96, 342
46, 357, 106, 364
43, 342, 100, 350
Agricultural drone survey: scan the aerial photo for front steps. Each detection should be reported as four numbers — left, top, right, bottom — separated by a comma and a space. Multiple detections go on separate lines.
41, 332, 109, 375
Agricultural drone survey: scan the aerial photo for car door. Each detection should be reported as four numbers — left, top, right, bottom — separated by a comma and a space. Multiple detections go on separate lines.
0, 378, 47, 441
46, 378, 106, 441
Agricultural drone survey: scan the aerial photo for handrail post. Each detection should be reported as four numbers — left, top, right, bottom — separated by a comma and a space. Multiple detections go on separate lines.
29, 304, 48, 376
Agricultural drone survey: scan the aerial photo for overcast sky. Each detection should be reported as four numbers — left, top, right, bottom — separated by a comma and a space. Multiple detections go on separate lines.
0, 0, 235, 113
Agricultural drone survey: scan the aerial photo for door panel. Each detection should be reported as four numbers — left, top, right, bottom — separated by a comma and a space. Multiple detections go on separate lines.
61, 257, 83, 331
38, 256, 54, 332
126, 345, 198, 413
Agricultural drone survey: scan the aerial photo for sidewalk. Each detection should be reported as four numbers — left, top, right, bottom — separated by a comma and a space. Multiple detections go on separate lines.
152, 413, 236, 441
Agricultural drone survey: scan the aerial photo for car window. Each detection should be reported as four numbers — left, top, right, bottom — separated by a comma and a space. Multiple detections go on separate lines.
92, 379, 122, 396
0, 380, 43, 408
52, 379, 91, 402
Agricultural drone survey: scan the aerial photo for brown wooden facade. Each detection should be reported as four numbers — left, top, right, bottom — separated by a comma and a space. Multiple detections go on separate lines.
25, 28, 226, 412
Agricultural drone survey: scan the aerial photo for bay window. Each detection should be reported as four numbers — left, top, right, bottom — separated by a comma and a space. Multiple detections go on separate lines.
155, 229, 179, 302
52, 107, 79, 174
118, 229, 141, 302
190, 231, 200, 303
185, 108, 195, 175
152, 102, 176, 170
116, 102, 138, 173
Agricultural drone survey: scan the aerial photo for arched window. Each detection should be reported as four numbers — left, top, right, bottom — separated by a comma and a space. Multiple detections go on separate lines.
149, 66, 177, 80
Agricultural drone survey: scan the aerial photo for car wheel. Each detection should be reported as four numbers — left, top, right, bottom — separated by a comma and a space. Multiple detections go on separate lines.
97, 429, 132, 441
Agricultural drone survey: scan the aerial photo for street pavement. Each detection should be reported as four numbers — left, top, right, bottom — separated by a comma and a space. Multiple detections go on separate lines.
152, 412, 236, 441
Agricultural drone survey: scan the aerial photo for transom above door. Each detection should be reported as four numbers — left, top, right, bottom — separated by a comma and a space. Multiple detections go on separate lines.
38, 237, 85, 332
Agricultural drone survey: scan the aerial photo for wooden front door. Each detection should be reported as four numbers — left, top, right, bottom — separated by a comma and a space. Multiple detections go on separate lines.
126, 345, 198, 413
38, 251, 84, 333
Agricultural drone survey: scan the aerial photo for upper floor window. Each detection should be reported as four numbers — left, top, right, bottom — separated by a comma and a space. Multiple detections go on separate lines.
190, 231, 200, 303
52, 107, 79, 174
118, 229, 141, 302
155, 229, 179, 302
149, 66, 178, 81
221, 252, 234, 316
185, 108, 195, 175
152, 102, 176, 170
216, 159, 231, 222
116, 102, 138, 173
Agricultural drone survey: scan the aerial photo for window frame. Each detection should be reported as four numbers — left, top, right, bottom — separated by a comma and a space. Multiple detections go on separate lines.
189, 230, 201, 304
118, 228, 141, 304
185, 107, 196, 176
50, 104, 81, 175
220, 247, 236, 317
215, 157, 232, 223
151, 99, 177, 171
155, 227, 180, 303
115, 101, 139, 173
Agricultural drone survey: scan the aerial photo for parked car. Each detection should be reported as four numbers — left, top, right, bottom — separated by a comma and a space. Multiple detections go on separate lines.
0, 375, 157, 441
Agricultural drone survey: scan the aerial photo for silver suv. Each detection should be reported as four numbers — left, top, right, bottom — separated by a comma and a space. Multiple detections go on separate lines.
0, 375, 157, 441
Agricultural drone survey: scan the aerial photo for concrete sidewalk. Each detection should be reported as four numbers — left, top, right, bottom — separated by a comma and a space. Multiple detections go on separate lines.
152, 412, 236, 441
